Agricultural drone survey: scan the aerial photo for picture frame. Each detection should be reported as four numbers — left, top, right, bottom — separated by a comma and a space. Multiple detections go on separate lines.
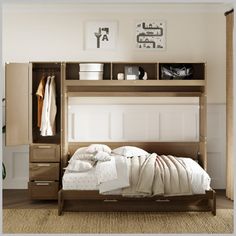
135, 20, 166, 50
84, 21, 118, 50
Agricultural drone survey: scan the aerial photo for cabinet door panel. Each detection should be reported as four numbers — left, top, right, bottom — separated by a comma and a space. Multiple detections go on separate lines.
5, 63, 31, 145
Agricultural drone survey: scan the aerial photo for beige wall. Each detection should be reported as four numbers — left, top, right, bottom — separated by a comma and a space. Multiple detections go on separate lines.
2, 4, 226, 103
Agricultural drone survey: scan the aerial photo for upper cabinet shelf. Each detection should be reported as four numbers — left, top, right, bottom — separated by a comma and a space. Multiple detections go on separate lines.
64, 62, 206, 93
65, 79, 205, 87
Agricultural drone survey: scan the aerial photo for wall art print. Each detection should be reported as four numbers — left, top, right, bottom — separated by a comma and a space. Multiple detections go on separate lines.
85, 21, 118, 50
136, 21, 166, 50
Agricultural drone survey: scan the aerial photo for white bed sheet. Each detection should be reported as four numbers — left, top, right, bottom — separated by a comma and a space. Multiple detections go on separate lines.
62, 168, 98, 190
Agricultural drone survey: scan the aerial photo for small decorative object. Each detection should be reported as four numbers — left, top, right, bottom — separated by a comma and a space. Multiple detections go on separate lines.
136, 20, 166, 50
143, 72, 148, 80
117, 73, 124, 80
124, 66, 139, 80
138, 67, 145, 80
160, 64, 193, 80
85, 21, 118, 50
79, 63, 104, 80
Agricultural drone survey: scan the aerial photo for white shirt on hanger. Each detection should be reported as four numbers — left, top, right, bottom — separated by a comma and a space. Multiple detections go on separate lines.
40, 75, 57, 136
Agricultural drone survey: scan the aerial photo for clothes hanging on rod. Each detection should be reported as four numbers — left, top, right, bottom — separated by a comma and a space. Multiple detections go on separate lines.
37, 75, 57, 136
36, 76, 46, 128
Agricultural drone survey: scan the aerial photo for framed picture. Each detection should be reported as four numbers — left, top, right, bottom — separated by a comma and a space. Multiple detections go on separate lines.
135, 20, 166, 50
84, 21, 118, 50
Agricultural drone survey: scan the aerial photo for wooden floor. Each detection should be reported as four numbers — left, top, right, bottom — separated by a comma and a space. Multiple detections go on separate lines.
2, 189, 233, 209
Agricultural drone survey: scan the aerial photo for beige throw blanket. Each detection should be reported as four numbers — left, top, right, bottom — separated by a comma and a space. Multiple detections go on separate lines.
123, 153, 192, 197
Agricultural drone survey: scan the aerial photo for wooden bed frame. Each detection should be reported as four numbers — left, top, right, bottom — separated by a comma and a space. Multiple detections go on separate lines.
58, 142, 216, 216
58, 63, 215, 216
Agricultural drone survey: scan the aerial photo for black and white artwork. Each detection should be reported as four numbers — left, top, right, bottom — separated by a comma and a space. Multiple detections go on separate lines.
136, 21, 166, 50
85, 21, 118, 50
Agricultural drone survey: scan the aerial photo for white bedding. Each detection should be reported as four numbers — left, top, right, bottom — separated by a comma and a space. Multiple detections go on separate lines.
62, 154, 211, 195
63, 168, 98, 190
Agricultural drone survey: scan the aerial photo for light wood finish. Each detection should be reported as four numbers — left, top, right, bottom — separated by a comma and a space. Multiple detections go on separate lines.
5, 63, 30, 145
65, 80, 205, 87
67, 91, 202, 97
30, 144, 60, 163
28, 182, 59, 200
226, 11, 234, 200
29, 163, 59, 181
199, 93, 207, 170
61, 63, 68, 178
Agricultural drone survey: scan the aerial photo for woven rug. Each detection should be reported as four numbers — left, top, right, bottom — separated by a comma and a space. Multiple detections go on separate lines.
3, 209, 233, 234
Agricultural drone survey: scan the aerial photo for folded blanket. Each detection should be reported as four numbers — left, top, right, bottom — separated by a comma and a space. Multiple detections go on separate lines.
95, 156, 117, 184
122, 155, 146, 197
99, 155, 129, 194
136, 154, 192, 196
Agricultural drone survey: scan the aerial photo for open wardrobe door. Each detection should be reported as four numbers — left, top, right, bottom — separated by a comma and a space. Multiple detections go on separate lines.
5, 63, 32, 146
225, 9, 234, 200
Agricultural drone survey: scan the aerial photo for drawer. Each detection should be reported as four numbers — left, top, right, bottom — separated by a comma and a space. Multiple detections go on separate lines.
29, 163, 59, 181
30, 144, 60, 162
28, 181, 59, 200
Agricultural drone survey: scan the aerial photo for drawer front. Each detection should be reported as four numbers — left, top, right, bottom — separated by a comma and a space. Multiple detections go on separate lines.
29, 163, 59, 181
30, 144, 60, 162
28, 181, 59, 200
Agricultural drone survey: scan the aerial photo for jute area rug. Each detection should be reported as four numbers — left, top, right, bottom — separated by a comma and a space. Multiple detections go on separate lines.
3, 209, 233, 234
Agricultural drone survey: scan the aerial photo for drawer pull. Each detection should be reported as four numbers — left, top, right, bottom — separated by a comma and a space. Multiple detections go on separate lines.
155, 199, 170, 202
104, 199, 118, 202
35, 182, 50, 186
37, 146, 52, 149
37, 164, 50, 167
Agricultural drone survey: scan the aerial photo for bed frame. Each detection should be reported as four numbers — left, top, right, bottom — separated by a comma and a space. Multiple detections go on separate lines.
59, 62, 216, 216
58, 142, 216, 216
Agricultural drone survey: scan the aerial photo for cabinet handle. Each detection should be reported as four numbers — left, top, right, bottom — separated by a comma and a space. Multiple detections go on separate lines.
155, 199, 170, 202
36, 164, 50, 167
37, 146, 52, 149
103, 199, 118, 202
35, 182, 50, 186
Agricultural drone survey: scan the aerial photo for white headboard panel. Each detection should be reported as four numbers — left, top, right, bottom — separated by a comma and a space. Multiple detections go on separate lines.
68, 97, 199, 142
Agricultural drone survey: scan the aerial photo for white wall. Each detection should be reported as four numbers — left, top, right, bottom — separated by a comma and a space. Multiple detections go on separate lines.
2, 3, 227, 189
2, 3, 226, 103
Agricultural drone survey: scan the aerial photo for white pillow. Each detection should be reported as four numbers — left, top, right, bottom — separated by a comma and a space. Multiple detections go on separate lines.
92, 151, 111, 162
87, 144, 111, 154
69, 147, 93, 163
65, 160, 93, 172
112, 146, 149, 157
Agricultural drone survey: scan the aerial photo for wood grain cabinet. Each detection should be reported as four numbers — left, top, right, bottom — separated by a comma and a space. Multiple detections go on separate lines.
28, 144, 60, 200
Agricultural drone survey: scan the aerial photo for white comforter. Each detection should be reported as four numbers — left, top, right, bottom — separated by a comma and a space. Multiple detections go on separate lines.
95, 153, 211, 196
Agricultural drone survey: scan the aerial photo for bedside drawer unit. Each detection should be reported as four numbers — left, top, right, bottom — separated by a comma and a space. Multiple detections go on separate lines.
28, 181, 59, 200
29, 163, 59, 181
30, 144, 60, 162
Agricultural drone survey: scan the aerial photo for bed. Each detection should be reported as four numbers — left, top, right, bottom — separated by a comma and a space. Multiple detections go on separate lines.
58, 142, 216, 216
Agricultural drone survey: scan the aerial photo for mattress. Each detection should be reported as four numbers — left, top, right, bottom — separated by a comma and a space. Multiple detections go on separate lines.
62, 168, 98, 190
62, 156, 211, 195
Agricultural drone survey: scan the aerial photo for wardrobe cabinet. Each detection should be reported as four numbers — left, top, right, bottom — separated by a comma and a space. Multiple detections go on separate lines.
5, 62, 62, 200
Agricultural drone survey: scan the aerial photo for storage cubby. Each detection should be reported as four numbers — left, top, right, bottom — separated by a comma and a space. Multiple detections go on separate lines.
112, 62, 157, 80
65, 62, 111, 80
32, 62, 61, 144
159, 63, 205, 80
